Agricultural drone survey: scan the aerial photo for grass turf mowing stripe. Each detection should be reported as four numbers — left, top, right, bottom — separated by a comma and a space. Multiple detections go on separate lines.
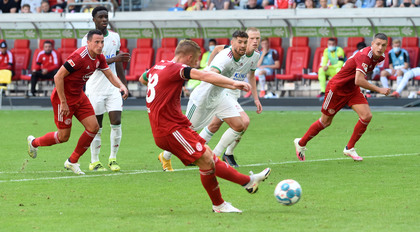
0, 152, 418, 183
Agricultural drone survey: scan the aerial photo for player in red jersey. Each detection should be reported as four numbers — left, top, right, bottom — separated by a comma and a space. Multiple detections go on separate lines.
294, 33, 391, 162
140, 39, 271, 213
27, 30, 129, 175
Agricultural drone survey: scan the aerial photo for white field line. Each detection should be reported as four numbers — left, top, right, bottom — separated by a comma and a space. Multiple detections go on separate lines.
0, 153, 418, 183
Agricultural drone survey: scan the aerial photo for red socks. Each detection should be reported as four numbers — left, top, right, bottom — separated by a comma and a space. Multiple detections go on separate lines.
347, 118, 370, 149
69, 130, 97, 163
32, 132, 61, 147
299, 119, 326, 146
199, 168, 224, 206
213, 155, 250, 186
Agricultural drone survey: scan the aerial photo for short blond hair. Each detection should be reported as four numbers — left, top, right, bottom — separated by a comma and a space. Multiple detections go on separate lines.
175, 39, 201, 57
246, 27, 260, 34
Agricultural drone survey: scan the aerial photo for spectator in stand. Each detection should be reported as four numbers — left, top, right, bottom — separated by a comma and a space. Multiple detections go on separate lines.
375, 0, 385, 7
29, 40, 60, 97
361, 0, 376, 7
20, 3, 30, 12
399, 0, 415, 6
0, 40, 14, 87
317, 38, 345, 98
246, 0, 264, 8
275, 0, 293, 8
304, 0, 315, 7
252, 37, 280, 98
208, 0, 234, 9
40, 0, 50, 12
21, 0, 40, 12
293, 0, 306, 8
13, 0, 21, 11
0, 0, 18, 13
380, 39, 409, 90
186, 0, 207, 10
341, 0, 357, 8
259, 0, 275, 6
319, 0, 336, 8
415, 0, 419, 6
391, 67, 420, 98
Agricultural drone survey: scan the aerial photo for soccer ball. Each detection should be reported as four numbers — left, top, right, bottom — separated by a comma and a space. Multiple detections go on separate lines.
274, 179, 302, 206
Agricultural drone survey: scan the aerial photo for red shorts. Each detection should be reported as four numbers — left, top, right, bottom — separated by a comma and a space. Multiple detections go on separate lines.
153, 127, 207, 166
321, 86, 368, 116
52, 94, 95, 129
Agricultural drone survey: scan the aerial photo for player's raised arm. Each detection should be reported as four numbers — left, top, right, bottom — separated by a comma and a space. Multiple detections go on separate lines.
189, 68, 250, 91
102, 68, 129, 99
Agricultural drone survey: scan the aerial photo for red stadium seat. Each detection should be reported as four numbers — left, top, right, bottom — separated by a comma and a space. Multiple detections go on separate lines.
126, 47, 154, 82
155, 48, 175, 64
57, 38, 77, 65
269, 37, 282, 48
343, 37, 365, 59
136, 38, 153, 48
216, 38, 229, 45
161, 38, 178, 48
302, 47, 324, 81
276, 37, 310, 82
10, 40, 31, 81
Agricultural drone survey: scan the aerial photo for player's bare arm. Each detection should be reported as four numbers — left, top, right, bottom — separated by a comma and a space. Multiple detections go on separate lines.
190, 69, 250, 91
106, 52, 131, 64
102, 68, 129, 99
247, 71, 262, 114
54, 66, 71, 116
207, 45, 225, 66
355, 70, 390, 96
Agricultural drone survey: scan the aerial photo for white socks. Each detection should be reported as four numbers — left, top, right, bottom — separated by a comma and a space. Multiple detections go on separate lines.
199, 126, 215, 144
163, 151, 172, 160
380, 76, 389, 88
225, 131, 244, 156
110, 124, 122, 160
213, 128, 243, 157
90, 128, 102, 163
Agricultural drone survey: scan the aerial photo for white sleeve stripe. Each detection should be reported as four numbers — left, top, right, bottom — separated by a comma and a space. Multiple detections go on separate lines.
172, 130, 195, 155
356, 68, 366, 75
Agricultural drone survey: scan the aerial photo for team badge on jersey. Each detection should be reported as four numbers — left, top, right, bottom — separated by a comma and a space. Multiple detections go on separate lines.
328, 109, 335, 115
64, 118, 72, 125
68, 59, 75, 67
196, 142, 203, 152
362, 63, 368, 72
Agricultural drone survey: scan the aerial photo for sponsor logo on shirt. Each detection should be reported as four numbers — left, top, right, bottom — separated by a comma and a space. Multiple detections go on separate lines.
362, 63, 368, 72
68, 59, 75, 67
233, 72, 247, 81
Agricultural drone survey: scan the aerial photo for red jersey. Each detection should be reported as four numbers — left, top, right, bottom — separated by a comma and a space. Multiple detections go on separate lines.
328, 46, 385, 94
51, 46, 109, 105
34, 50, 60, 72
145, 60, 191, 137
0, 50, 13, 71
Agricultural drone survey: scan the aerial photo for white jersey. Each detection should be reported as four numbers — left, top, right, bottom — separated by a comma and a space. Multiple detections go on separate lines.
190, 48, 259, 108
82, 30, 121, 95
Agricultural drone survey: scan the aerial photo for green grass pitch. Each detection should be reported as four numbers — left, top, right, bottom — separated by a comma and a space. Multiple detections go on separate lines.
0, 109, 419, 231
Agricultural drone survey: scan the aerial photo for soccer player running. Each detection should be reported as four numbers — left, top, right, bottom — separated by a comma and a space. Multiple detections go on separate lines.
158, 30, 261, 171
82, 6, 130, 172
27, 30, 129, 175
140, 39, 271, 213
294, 33, 391, 162
199, 27, 262, 167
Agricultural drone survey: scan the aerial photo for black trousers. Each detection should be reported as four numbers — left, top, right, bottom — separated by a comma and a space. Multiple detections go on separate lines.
31, 69, 58, 94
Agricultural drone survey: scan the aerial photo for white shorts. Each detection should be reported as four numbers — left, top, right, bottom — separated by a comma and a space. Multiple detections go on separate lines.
87, 91, 123, 115
384, 68, 408, 75
226, 90, 244, 113
186, 95, 240, 131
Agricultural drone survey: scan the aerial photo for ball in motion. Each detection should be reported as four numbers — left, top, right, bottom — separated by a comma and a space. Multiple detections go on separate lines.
274, 179, 302, 206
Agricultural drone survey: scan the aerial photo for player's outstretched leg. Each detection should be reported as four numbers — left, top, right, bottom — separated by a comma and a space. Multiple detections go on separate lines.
294, 138, 306, 161
343, 146, 363, 161
243, 168, 271, 194
27, 135, 38, 158
158, 152, 174, 171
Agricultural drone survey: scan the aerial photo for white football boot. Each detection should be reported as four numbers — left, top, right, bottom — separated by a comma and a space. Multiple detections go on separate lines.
294, 138, 306, 161
64, 159, 85, 175
245, 168, 271, 194
27, 135, 38, 158
343, 146, 363, 161
212, 202, 242, 213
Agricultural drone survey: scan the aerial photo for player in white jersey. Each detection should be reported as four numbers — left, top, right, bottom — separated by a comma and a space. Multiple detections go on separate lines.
82, 6, 130, 172
198, 27, 262, 167
158, 30, 262, 171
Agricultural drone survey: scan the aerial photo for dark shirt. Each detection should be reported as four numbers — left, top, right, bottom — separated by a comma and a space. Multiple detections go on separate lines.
0, 0, 17, 13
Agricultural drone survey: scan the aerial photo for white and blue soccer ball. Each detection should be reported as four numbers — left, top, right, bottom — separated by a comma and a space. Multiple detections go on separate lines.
274, 179, 302, 206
